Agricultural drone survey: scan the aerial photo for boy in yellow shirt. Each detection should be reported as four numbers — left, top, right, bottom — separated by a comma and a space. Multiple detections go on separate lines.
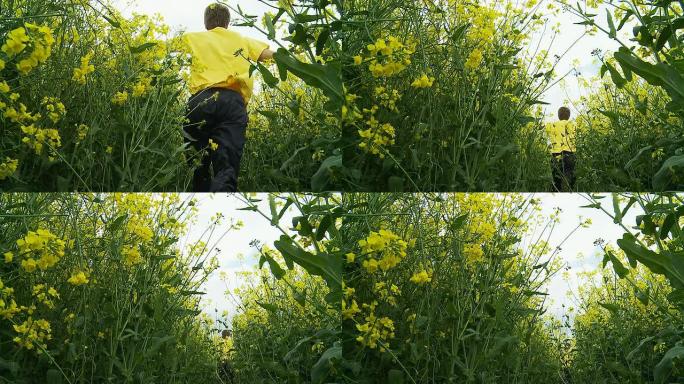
545, 107, 576, 192
183, 3, 274, 192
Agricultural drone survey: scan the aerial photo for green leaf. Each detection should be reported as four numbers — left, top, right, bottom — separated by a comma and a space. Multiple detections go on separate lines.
101, 13, 121, 28
387, 369, 405, 384
605, 62, 626, 88
130, 42, 158, 55
654, 346, 684, 384
606, 251, 629, 278
606, 10, 616, 38
617, 233, 684, 288
653, 155, 684, 191
612, 193, 622, 223
255, 62, 279, 87
273, 235, 341, 290
311, 155, 341, 191
46, 369, 63, 384
264, 13, 276, 39
256, 301, 278, 312
273, 49, 342, 107
598, 302, 620, 314
262, 251, 286, 279
311, 345, 341, 384
315, 215, 333, 241
109, 214, 128, 231
616, 10, 634, 31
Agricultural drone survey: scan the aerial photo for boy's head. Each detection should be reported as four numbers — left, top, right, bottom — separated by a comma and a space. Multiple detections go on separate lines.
558, 107, 571, 121
205, 3, 231, 30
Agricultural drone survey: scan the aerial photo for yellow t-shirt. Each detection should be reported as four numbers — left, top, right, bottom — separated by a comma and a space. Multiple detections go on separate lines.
183, 28, 269, 103
545, 120, 576, 154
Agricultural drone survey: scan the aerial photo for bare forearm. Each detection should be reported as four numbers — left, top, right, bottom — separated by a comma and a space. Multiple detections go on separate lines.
258, 48, 275, 62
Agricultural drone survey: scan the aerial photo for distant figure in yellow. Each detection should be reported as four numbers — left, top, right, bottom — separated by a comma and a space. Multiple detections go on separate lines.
182, 3, 274, 192
545, 107, 576, 191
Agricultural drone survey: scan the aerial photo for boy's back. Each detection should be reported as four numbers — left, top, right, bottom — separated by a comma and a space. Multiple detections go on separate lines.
183, 28, 268, 102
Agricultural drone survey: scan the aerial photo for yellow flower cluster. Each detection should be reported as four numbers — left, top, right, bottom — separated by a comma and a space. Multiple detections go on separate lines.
112, 91, 128, 105
356, 306, 395, 351
409, 269, 433, 284
0, 157, 19, 180
209, 139, 219, 151
1, 27, 30, 57
358, 229, 408, 273
463, 243, 484, 265
342, 298, 361, 319
2, 24, 55, 75
76, 124, 89, 142
67, 270, 89, 286
32, 284, 59, 309
72, 52, 95, 85
41, 97, 66, 124
373, 281, 401, 305
363, 36, 416, 78
374, 86, 401, 112
20, 124, 62, 160
13, 317, 52, 350
122, 246, 143, 267
411, 74, 435, 88
0, 277, 21, 320
358, 108, 396, 159
16, 228, 66, 272
131, 77, 153, 98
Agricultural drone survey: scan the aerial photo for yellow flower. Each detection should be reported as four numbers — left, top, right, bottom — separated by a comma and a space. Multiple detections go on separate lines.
122, 246, 142, 266
0, 81, 9, 93
409, 270, 432, 284
21, 258, 37, 273
67, 271, 89, 286
105, 146, 113, 154
411, 74, 435, 88
0, 58, 5, 71
346, 252, 355, 263
465, 48, 484, 70
0, 158, 19, 180
463, 243, 484, 264
112, 91, 128, 105
4, 252, 13, 263
208, 139, 219, 151
1, 27, 29, 57
353, 55, 362, 65
72, 52, 95, 85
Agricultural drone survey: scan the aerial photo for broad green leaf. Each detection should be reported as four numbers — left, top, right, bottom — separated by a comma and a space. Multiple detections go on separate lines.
311, 345, 341, 384
256, 301, 278, 312
654, 346, 684, 384
273, 49, 342, 107
130, 42, 157, 55
387, 369, 405, 384
606, 10, 616, 38
311, 155, 341, 191
598, 302, 620, 314
653, 155, 684, 191
273, 235, 341, 290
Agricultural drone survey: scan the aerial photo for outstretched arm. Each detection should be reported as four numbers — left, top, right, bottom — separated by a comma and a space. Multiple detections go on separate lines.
258, 48, 275, 62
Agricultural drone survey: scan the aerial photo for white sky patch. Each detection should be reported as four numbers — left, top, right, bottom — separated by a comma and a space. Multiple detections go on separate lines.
110, 0, 275, 40
529, 193, 641, 323
533, 2, 637, 121
181, 193, 297, 326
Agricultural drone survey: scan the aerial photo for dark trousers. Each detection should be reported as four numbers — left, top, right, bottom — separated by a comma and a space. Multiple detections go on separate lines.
183, 88, 248, 192
551, 151, 576, 192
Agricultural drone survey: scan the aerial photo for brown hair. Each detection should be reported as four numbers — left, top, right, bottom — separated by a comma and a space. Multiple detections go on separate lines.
558, 107, 571, 121
205, 3, 231, 30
